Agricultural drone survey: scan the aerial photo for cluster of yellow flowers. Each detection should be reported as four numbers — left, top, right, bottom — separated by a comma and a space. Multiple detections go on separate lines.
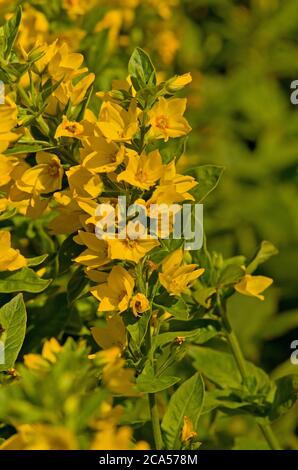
0, 32, 272, 304
1, 41, 94, 219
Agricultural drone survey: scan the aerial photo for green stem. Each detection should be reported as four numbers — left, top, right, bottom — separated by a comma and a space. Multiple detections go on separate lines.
36, 115, 50, 136
259, 422, 282, 451
149, 393, 164, 450
16, 84, 32, 108
226, 329, 248, 383
145, 310, 164, 450
219, 298, 282, 450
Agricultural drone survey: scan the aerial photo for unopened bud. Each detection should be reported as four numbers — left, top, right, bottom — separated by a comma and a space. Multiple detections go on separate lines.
166, 73, 192, 93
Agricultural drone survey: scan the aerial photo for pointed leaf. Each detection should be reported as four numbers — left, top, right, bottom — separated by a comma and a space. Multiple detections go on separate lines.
0, 294, 27, 371
162, 372, 205, 450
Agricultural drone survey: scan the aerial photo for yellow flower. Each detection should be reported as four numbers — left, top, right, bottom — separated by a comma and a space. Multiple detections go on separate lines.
149, 160, 197, 204
90, 346, 138, 396
0, 424, 77, 450
17, 5, 48, 53
16, 152, 63, 195
0, 99, 18, 152
76, 197, 115, 227
167, 73, 192, 92
147, 97, 191, 142
159, 248, 204, 295
95, 10, 126, 52
32, 41, 58, 74
97, 75, 136, 102
154, 29, 180, 65
181, 416, 198, 443
130, 293, 150, 317
149, 0, 178, 20
69, 73, 95, 106
67, 165, 103, 199
98, 100, 140, 142
91, 423, 149, 450
117, 149, 163, 190
24, 338, 62, 371
0, 198, 8, 213
55, 116, 84, 139
91, 314, 126, 350
234, 274, 273, 301
47, 42, 85, 82
46, 76, 94, 114
108, 236, 159, 263
0, 155, 29, 188
91, 265, 134, 313
48, 190, 86, 234
0, 230, 27, 272
8, 188, 48, 219
80, 135, 125, 173
74, 230, 110, 270
62, 0, 95, 18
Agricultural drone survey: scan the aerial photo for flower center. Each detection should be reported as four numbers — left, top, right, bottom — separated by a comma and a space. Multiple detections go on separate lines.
169, 278, 180, 291
48, 162, 60, 177
65, 124, 81, 135
136, 169, 148, 183
155, 115, 169, 130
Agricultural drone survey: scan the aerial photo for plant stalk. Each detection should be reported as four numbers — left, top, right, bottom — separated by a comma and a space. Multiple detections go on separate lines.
259, 422, 281, 451
145, 307, 164, 450
219, 298, 282, 450
148, 393, 164, 450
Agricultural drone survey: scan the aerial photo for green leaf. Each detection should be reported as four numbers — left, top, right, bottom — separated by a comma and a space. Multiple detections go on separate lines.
21, 293, 70, 354
58, 233, 84, 274
128, 47, 156, 88
0, 294, 27, 371
154, 295, 189, 320
190, 346, 272, 395
161, 373, 205, 450
40, 77, 64, 104
136, 362, 180, 393
0, 208, 17, 221
246, 241, 278, 274
186, 165, 224, 202
202, 389, 251, 414
193, 287, 216, 308
27, 254, 48, 267
5, 143, 57, 155
165, 318, 221, 333
155, 320, 220, 349
0, 268, 51, 293
67, 267, 89, 305
136, 375, 180, 393
0, 6, 22, 59
125, 311, 151, 354
269, 375, 298, 421
219, 264, 245, 286
147, 136, 188, 164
